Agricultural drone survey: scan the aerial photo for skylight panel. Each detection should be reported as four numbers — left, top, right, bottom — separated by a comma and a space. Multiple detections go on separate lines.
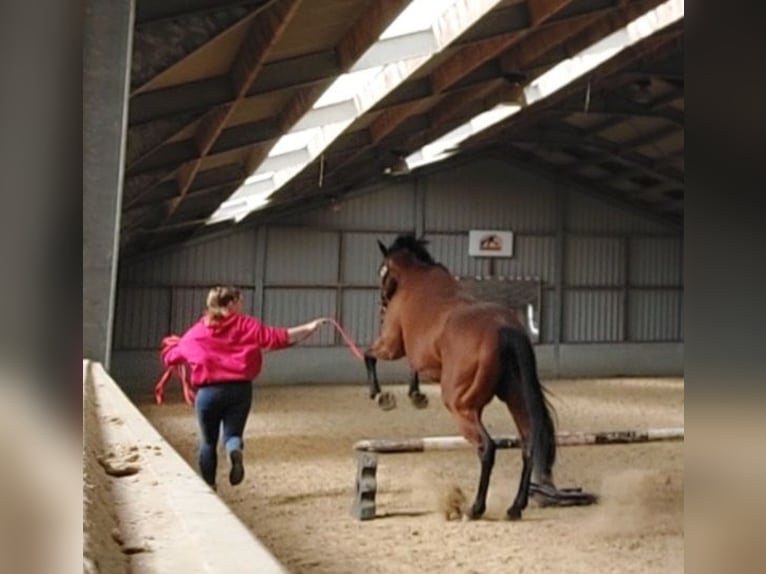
379, 0, 457, 39
406, 0, 683, 173
313, 67, 384, 108
208, 0, 504, 225
524, 0, 683, 104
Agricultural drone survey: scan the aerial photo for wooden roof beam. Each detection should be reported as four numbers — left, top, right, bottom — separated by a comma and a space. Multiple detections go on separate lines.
166, 0, 301, 219
128, 0, 623, 128
462, 4, 678, 152
528, 0, 576, 27
585, 89, 683, 134
369, 34, 520, 146
244, 0, 410, 174
621, 123, 680, 149
507, 123, 683, 182
556, 91, 684, 125
129, 0, 409, 195
322, 1, 590, 179
499, 145, 682, 230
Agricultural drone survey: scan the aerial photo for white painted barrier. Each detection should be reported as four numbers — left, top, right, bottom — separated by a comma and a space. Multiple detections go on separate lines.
83, 360, 288, 574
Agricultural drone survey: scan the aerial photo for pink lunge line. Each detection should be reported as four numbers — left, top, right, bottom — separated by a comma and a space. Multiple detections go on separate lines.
323, 317, 365, 361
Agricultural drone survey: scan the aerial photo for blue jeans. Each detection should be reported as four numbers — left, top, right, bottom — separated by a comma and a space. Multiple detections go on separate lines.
194, 381, 253, 486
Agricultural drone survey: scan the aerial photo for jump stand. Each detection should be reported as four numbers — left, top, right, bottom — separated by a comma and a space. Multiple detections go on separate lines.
351, 451, 378, 520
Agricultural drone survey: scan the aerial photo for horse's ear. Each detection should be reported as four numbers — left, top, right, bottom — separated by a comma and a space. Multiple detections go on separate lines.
377, 240, 388, 257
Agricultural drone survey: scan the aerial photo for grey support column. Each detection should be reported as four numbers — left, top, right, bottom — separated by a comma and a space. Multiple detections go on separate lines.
83, 0, 135, 368
414, 175, 426, 238
553, 188, 567, 377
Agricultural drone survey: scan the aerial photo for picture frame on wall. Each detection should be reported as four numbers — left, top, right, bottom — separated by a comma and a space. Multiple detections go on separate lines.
468, 230, 514, 258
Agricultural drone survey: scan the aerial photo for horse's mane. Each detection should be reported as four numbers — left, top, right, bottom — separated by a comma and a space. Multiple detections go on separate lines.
387, 234, 437, 265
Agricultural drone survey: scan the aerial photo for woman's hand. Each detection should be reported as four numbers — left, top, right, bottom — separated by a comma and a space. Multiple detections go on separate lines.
287, 318, 329, 344
307, 318, 329, 333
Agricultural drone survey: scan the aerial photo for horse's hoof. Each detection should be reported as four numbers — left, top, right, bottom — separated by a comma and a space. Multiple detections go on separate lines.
529, 483, 599, 507
462, 504, 485, 521
506, 507, 522, 521
376, 392, 397, 411
409, 391, 428, 409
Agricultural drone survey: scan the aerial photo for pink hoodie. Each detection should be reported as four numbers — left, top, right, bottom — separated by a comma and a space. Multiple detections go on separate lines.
161, 313, 290, 385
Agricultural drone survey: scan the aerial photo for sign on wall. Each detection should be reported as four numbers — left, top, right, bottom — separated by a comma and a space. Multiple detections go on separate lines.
468, 230, 514, 258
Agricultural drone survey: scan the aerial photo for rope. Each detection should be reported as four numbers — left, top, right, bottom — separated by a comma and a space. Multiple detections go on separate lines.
323, 317, 365, 360
154, 364, 196, 406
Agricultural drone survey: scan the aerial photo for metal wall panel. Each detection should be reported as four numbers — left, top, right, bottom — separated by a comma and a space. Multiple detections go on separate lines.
284, 183, 416, 231
171, 287, 208, 333
566, 236, 624, 286
262, 288, 336, 346
395, 233, 556, 284
427, 233, 484, 277
629, 290, 682, 341
113, 287, 170, 349
264, 228, 339, 285
564, 290, 624, 342
341, 288, 380, 347
629, 237, 682, 286
492, 235, 557, 282
342, 231, 402, 284
566, 193, 675, 234
425, 158, 558, 232
120, 228, 257, 285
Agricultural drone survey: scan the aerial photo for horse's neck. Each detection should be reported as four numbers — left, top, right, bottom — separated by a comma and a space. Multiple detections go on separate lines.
402, 265, 458, 294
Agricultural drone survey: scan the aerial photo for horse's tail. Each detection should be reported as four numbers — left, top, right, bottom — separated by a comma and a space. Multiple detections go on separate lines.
498, 327, 556, 483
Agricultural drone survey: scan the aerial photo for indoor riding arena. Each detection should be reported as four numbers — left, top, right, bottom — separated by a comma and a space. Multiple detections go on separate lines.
84, 1, 684, 573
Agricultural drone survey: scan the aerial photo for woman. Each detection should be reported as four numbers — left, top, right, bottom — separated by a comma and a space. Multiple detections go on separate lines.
161, 285, 327, 489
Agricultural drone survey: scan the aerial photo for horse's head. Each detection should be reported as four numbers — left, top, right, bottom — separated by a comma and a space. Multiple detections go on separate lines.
377, 234, 436, 305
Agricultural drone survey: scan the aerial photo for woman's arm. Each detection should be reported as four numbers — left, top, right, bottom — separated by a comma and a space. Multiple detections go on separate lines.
287, 318, 328, 345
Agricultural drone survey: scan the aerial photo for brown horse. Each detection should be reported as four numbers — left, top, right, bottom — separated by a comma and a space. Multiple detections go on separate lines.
364, 234, 593, 520
376, 271, 539, 412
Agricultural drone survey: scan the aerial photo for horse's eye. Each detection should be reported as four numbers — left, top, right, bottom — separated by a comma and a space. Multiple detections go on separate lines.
379, 264, 388, 278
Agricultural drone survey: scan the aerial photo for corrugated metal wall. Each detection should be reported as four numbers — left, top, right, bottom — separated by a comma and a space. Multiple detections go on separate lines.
567, 193, 673, 234
564, 290, 624, 342
286, 183, 416, 231
120, 227, 257, 285
113, 287, 169, 348
114, 156, 683, 366
264, 228, 339, 285
342, 232, 400, 284
425, 159, 558, 232
262, 288, 336, 346
566, 237, 624, 286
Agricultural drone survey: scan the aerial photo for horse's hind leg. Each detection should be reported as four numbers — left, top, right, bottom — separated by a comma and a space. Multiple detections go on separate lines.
453, 410, 496, 520
500, 397, 536, 520
508, 443, 533, 520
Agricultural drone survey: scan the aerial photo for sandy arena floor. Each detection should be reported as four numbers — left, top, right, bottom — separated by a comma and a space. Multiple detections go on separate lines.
138, 377, 684, 574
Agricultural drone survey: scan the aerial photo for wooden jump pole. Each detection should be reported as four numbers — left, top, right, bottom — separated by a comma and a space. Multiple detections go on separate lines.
354, 427, 685, 453
351, 427, 684, 520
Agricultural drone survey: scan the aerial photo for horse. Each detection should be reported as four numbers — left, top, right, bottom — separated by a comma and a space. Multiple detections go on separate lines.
363, 234, 594, 520
376, 272, 540, 412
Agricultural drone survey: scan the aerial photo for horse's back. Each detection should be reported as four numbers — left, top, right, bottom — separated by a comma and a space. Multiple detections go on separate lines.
448, 300, 525, 333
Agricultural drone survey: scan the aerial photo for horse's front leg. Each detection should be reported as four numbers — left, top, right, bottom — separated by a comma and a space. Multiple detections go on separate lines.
364, 335, 404, 411
407, 370, 428, 409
